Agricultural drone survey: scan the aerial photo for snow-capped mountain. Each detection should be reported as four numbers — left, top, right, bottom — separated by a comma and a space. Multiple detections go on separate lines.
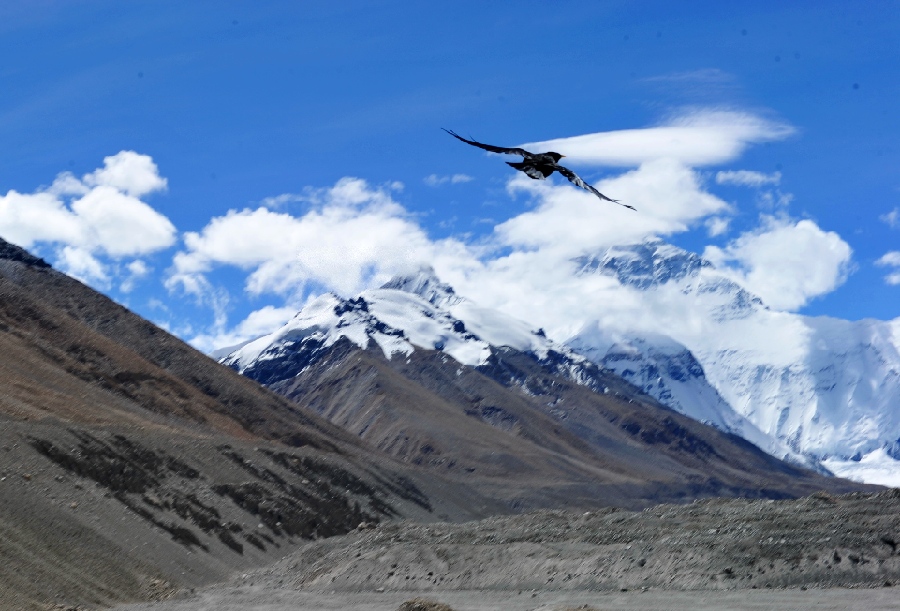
224, 269, 568, 377
221, 266, 805, 462
220, 248, 900, 487
222, 268, 637, 399
572, 240, 900, 486
567, 329, 810, 468
219, 267, 862, 504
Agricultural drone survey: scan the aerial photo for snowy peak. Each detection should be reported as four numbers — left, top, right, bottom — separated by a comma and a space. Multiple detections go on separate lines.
575, 240, 711, 289
577, 239, 765, 322
222, 289, 491, 379
566, 239, 900, 485
380, 266, 461, 307
221, 272, 611, 398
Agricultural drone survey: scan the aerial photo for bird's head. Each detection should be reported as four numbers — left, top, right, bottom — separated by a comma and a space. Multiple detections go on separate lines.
547, 152, 565, 162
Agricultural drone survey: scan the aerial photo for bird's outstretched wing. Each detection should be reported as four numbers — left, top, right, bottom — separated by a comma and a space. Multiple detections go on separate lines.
443, 128, 532, 158
555, 165, 636, 210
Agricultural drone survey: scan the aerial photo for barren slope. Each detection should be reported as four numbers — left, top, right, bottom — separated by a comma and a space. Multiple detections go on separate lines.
0, 239, 494, 609
274, 340, 873, 510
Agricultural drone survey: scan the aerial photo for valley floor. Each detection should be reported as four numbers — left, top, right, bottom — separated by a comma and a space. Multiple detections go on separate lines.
114, 490, 900, 611
115, 585, 900, 611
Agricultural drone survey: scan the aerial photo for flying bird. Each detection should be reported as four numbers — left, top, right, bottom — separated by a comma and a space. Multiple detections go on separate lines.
443, 129, 634, 210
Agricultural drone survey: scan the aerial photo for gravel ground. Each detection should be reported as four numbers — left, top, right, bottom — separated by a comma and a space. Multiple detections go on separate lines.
115, 585, 900, 611
114, 490, 900, 611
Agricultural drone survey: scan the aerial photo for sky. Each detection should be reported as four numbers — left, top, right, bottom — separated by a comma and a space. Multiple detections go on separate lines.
0, 1, 898, 353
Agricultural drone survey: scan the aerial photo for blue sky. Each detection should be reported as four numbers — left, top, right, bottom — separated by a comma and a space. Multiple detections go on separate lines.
1, 1, 898, 351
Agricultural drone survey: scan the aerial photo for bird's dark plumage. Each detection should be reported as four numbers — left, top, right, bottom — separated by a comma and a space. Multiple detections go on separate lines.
443, 129, 634, 210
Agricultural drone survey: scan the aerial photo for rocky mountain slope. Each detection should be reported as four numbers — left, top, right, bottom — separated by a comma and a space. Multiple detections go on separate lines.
572, 241, 900, 485
219, 272, 869, 511
0, 238, 492, 610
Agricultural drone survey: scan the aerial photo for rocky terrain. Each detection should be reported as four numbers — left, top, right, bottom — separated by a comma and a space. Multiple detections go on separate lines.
234, 489, 900, 593
116, 489, 900, 610
0, 238, 494, 610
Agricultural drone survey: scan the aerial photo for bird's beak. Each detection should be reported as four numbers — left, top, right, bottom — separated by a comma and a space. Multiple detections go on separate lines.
559, 154, 566, 158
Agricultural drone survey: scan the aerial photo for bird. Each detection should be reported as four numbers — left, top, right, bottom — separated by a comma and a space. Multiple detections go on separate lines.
443, 128, 634, 210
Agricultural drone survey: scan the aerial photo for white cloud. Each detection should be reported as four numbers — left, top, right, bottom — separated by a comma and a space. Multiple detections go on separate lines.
0, 151, 175, 263
58, 246, 110, 287
82, 151, 168, 197
127, 259, 150, 276
877, 251, 900, 266
876, 251, 900, 285
881, 208, 900, 228
705, 216, 731, 237
702, 217, 852, 310
166, 177, 474, 303
120, 260, 151, 293
0, 151, 175, 289
70, 186, 176, 256
522, 110, 795, 167
0, 190, 82, 248
190, 304, 299, 355
495, 158, 731, 255
168, 110, 856, 354
259, 193, 309, 209
716, 170, 782, 187
755, 190, 794, 211
424, 174, 474, 186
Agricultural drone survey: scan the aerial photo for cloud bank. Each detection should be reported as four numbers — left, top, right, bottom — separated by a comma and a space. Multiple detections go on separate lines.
703, 217, 852, 310
165, 109, 853, 352
166, 178, 474, 303
0, 110, 852, 354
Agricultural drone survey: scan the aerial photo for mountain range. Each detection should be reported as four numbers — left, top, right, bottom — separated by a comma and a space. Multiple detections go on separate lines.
221, 241, 900, 488
0, 233, 882, 608
217, 267, 866, 507
0, 238, 484, 609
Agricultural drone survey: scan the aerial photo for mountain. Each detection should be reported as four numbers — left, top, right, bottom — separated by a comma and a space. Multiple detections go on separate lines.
572, 240, 900, 486
220, 269, 866, 511
0, 238, 492, 610
567, 329, 813, 469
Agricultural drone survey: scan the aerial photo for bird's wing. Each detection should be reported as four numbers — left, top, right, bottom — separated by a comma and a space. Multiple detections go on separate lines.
555, 165, 636, 210
443, 128, 532, 157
